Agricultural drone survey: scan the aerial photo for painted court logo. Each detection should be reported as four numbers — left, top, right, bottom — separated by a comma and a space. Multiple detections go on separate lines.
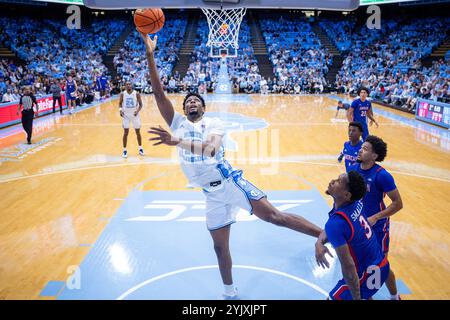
124, 191, 313, 223
0, 137, 62, 162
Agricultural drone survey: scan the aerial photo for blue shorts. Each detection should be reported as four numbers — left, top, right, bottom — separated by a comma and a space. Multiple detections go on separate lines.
329, 257, 390, 300
374, 219, 390, 255
66, 92, 76, 101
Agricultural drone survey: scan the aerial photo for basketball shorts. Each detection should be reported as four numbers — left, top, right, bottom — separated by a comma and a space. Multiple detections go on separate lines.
122, 112, 141, 129
374, 219, 390, 255
329, 256, 390, 300
202, 170, 266, 231
67, 92, 77, 101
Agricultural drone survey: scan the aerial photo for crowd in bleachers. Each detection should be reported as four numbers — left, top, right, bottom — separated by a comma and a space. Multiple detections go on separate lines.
175, 18, 220, 94
326, 17, 450, 112
0, 58, 102, 106
228, 19, 262, 94
114, 14, 186, 93
260, 16, 332, 94
0, 15, 127, 104
1, 11, 449, 115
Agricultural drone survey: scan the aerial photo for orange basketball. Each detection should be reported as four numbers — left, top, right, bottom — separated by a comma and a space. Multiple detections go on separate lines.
134, 8, 165, 34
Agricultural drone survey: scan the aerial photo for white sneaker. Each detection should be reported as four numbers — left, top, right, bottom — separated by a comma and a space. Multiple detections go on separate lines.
122, 150, 128, 158
139, 148, 144, 156
222, 289, 239, 300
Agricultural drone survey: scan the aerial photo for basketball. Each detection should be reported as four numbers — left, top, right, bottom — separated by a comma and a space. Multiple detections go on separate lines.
134, 8, 165, 34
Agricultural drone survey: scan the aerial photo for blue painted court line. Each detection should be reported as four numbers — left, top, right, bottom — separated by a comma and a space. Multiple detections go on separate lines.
40, 281, 65, 297
58, 188, 331, 300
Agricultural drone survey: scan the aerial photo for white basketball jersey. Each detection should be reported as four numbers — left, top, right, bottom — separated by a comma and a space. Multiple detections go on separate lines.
169, 112, 229, 188
122, 90, 138, 113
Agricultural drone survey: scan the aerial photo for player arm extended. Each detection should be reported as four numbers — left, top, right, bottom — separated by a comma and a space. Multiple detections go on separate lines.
118, 93, 124, 117
368, 189, 403, 226
367, 108, 379, 127
140, 33, 175, 126
136, 93, 143, 114
315, 230, 360, 299
347, 107, 354, 122
149, 126, 222, 158
335, 244, 361, 300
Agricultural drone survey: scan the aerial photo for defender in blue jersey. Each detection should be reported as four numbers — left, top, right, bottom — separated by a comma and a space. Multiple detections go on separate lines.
350, 135, 403, 300
65, 74, 78, 114
96, 73, 108, 99
347, 87, 379, 140
338, 122, 363, 172
315, 171, 390, 300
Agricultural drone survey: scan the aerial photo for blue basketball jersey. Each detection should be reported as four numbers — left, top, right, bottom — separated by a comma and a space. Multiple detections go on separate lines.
342, 140, 363, 172
97, 76, 107, 89
325, 200, 384, 276
348, 163, 397, 231
351, 98, 371, 126
66, 80, 75, 93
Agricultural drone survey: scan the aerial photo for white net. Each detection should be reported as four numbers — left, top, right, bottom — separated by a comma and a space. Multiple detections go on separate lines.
201, 7, 247, 57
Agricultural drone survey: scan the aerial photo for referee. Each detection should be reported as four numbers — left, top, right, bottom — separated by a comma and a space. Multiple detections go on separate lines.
16, 86, 38, 144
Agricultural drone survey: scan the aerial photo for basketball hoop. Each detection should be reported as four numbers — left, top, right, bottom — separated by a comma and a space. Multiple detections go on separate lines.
201, 7, 246, 57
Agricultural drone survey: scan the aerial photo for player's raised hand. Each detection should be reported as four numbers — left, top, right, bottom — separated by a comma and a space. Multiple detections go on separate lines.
315, 242, 333, 269
148, 125, 180, 146
139, 31, 157, 54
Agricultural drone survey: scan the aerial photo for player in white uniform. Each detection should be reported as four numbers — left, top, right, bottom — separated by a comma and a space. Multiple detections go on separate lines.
141, 33, 327, 299
119, 81, 144, 158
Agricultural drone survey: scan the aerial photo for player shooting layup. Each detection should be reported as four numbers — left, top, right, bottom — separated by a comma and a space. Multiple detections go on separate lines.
140, 33, 323, 299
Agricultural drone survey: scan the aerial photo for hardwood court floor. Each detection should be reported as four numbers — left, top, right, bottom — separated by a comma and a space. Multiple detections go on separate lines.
0, 94, 449, 299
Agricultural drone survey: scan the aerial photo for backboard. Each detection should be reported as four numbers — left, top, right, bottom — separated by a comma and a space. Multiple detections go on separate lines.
83, 0, 360, 11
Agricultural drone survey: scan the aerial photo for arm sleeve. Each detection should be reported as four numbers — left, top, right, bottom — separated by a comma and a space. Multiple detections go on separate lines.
376, 170, 397, 193
325, 217, 352, 248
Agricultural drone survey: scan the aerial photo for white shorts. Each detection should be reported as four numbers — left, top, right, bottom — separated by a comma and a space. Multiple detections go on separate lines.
202, 171, 266, 231
122, 112, 141, 129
